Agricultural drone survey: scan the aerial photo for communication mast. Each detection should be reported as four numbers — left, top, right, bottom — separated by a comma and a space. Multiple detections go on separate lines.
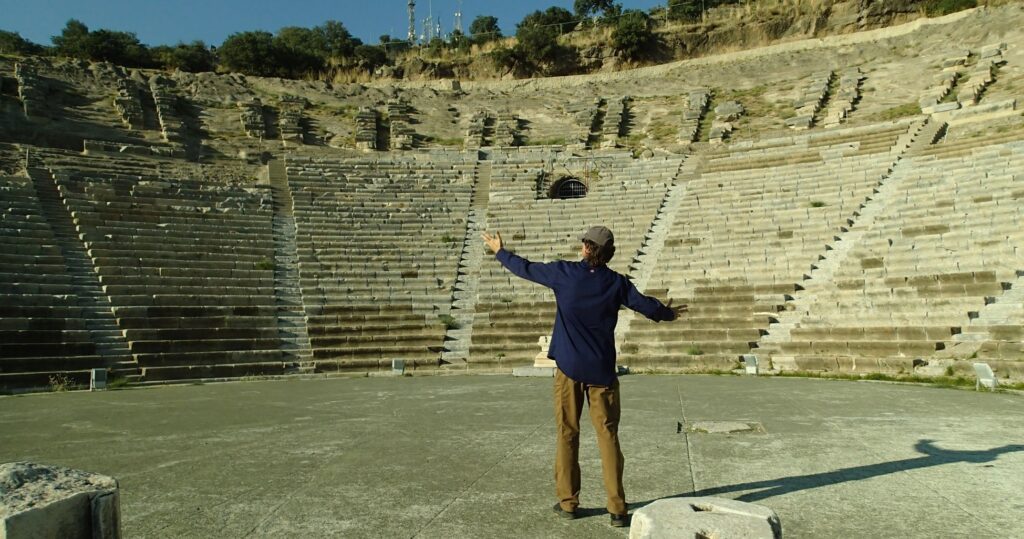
454, 0, 463, 34
407, 0, 416, 43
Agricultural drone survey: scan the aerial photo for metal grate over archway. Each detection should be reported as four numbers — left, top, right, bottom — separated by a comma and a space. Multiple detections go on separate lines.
553, 178, 587, 199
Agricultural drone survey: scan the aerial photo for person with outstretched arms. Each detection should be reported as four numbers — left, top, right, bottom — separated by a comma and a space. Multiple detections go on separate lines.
482, 226, 685, 528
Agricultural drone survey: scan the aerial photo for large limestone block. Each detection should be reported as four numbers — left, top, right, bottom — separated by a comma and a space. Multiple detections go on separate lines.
0, 462, 120, 539
630, 497, 781, 539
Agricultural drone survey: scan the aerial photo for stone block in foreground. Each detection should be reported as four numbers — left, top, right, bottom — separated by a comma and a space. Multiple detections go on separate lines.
630, 497, 781, 539
0, 462, 120, 539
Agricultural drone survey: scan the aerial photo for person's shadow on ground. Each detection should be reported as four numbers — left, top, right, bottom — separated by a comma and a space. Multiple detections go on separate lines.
630, 439, 1024, 509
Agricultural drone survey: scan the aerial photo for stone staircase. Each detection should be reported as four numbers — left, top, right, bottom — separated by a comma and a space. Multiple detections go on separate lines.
27, 167, 137, 377
268, 159, 312, 371
759, 119, 927, 351
587, 98, 608, 150
480, 116, 496, 147
906, 117, 948, 154
442, 159, 491, 365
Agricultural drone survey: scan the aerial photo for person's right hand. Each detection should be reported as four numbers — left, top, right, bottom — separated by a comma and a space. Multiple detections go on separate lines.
481, 231, 503, 253
666, 298, 688, 320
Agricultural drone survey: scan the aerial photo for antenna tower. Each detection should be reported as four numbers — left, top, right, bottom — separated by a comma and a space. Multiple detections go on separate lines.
407, 0, 416, 42
454, 0, 463, 34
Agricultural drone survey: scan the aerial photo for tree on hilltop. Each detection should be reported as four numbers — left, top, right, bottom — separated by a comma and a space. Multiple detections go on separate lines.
469, 15, 501, 44
575, 0, 621, 19
52, 20, 153, 67
612, 9, 654, 61
150, 41, 215, 72
273, 27, 327, 76
218, 31, 280, 77
316, 20, 362, 58
513, 8, 579, 76
87, 29, 152, 67
0, 30, 45, 55
519, 7, 578, 35
51, 19, 90, 58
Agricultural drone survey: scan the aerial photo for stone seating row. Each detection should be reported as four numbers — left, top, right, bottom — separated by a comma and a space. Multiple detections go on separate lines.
621, 283, 785, 368
633, 129, 905, 369
472, 159, 677, 364
702, 135, 901, 173
288, 158, 473, 368
769, 142, 1023, 371
916, 131, 1024, 158
48, 169, 284, 371
42, 148, 222, 182
0, 177, 112, 387
708, 120, 913, 158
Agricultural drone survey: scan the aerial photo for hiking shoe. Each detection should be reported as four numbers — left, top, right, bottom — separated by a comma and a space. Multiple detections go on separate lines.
552, 503, 576, 520
610, 513, 629, 527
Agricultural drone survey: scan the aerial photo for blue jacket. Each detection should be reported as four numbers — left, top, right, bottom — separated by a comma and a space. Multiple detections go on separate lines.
495, 249, 675, 386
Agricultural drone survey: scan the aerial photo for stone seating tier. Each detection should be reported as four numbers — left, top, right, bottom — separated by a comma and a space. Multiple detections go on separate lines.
768, 140, 1022, 369
138, 360, 287, 381
916, 132, 1024, 158
46, 169, 283, 371
1, 177, 111, 376
474, 159, 675, 366
626, 126, 890, 371
705, 121, 911, 158
289, 159, 471, 366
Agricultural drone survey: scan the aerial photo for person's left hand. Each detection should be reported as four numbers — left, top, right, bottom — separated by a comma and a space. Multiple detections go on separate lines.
481, 231, 503, 253
666, 298, 688, 320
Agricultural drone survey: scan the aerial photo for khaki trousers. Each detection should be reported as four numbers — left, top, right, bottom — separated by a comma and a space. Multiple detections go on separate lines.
553, 368, 626, 516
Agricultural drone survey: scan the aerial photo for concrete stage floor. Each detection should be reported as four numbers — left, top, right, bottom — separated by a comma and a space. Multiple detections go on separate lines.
1, 374, 1022, 538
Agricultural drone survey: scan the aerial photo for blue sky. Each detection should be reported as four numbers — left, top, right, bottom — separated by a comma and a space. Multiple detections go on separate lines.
2, 0, 665, 47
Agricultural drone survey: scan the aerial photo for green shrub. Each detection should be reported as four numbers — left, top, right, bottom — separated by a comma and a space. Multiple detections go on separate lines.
869, 103, 920, 122
438, 314, 460, 330
925, 0, 977, 16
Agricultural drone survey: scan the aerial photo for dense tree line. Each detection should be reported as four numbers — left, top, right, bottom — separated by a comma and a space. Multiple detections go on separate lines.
0, 0, 979, 79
